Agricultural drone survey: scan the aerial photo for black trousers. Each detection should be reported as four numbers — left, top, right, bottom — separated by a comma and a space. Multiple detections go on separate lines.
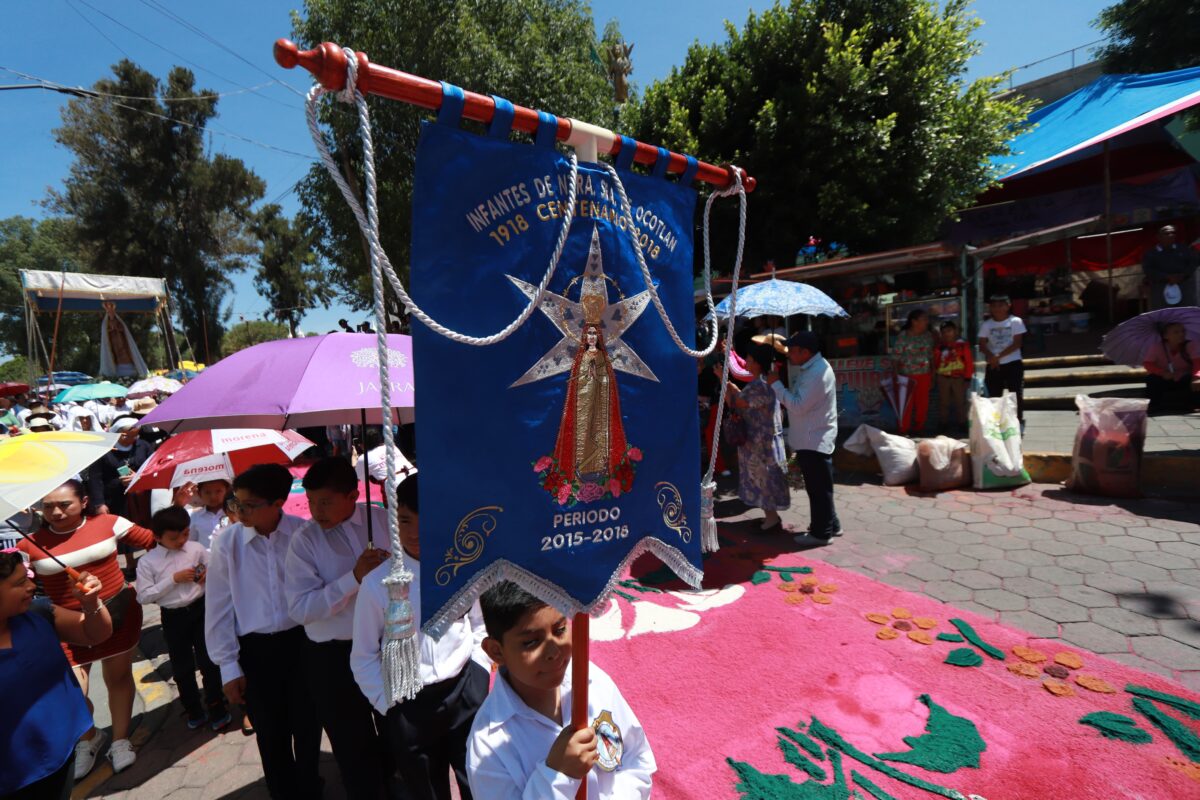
1146, 374, 1194, 411
794, 450, 840, 539
386, 661, 489, 800
161, 599, 225, 718
5, 753, 74, 800
305, 638, 390, 800
239, 628, 323, 800
984, 360, 1025, 423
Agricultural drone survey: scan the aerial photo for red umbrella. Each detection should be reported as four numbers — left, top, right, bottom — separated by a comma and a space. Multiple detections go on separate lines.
128, 428, 314, 492
0, 382, 30, 397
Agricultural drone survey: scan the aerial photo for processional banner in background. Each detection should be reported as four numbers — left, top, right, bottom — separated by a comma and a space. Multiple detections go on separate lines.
411, 87, 703, 634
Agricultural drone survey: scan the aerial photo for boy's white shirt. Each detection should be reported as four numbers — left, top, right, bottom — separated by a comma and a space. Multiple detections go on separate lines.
978, 316, 1027, 365
135, 540, 208, 609
466, 661, 655, 800
350, 552, 490, 715
188, 506, 228, 550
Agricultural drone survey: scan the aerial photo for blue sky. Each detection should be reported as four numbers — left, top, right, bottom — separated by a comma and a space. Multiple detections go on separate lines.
2, 0, 1108, 336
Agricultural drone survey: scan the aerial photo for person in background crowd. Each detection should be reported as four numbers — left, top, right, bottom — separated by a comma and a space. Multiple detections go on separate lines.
67, 405, 100, 432
0, 397, 22, 432
978, 295, 1027, 426
18, 480, 157, 778
894, 309, 935, 436
768, 332, 841, 544
130, 397, 168, 448
87, 417, 154, 519
188, 479, 232, 550
10, 391, 29, 418
0, 552, 111, 800
136, 507, 230, 732
724, 344, 790, 530
1143, 321, 1199, 413
933, 321, 974, 434
1143, 225, 1198, 309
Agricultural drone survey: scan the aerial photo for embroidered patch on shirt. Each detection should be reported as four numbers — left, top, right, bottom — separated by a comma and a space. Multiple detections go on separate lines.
593, 709, 623, 772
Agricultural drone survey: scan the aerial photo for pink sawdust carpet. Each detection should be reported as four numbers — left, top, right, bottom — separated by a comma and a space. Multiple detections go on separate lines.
590, 532, 1200, 800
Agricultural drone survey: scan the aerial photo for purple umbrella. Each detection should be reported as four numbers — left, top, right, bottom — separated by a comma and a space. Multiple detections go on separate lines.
1101, 306, 1200, 368
139, 333, 415, 433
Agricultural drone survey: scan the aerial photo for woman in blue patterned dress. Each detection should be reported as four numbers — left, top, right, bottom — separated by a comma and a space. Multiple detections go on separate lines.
726, 345, 790, 529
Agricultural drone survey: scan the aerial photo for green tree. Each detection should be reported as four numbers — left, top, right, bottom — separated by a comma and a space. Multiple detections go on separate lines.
625, 0, 1032, 265
292, 0, 615, 307
220, 319, 290, 357
0, 216, 100, 374
1097, 0, 1200, 73
49, 60, 265, 350
252, 205, 331, 338
0, 356, 31, 383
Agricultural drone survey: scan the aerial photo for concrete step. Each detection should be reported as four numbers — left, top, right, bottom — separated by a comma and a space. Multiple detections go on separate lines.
1023, 364, 1146, 387
1023, 382, 1148, 410
1023, 353, 1111, 369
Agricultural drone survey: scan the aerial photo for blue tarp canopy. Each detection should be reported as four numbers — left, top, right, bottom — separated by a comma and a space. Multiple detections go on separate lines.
21, 270, 167, 313
997, 65, 1200, 182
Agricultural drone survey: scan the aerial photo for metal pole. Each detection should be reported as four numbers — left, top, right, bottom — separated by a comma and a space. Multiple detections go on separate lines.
570, 612, 590, 800
1104, 141, 1114, 323
361, 407, 373, 546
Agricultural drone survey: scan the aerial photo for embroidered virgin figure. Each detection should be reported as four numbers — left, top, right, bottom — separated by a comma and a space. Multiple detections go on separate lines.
509, 226, 657, 506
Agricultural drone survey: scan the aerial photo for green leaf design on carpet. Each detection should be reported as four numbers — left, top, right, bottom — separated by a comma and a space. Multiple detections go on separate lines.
877, 694, 985, 773
727, 749, 848, 799
779, 737, 827, 781
944, 648, 983, 667
764, 565, 815, 574
1132, 697, 1200, 762
948, 618, 1005, 660
935, 633, 965, 643
1078, 712, 1153, 744
852, 772, 900, 800
778, 727, 826, 762
752, 571, 772, 585
1126, 684, 1200, 721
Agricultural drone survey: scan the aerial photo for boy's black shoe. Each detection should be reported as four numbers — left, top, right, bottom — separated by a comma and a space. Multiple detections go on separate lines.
186, 711, 209, 730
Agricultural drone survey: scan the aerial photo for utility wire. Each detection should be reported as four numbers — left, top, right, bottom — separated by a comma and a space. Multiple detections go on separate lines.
136, 0, 308, 99
0, 66, 314, 160
0, 66, 280, 103
71, 0, 300, 111
64, 0, 132, 60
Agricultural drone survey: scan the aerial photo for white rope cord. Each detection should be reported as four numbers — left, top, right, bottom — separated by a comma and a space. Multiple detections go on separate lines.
305, 64, 580, 348
599, 162, 746, 360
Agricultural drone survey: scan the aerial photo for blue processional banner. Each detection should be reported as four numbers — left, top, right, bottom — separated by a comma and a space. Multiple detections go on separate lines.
411, 88, 704, 634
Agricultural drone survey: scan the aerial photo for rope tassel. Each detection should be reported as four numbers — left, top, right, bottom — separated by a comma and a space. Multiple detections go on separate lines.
383, 565, 422, 704
700, 479, 719, 553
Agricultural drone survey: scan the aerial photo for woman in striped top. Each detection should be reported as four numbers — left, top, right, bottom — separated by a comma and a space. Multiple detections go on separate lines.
18, 479, 156, 777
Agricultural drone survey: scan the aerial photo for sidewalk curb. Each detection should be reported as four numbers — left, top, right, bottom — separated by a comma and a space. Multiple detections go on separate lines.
834, 448, 1198, 497
72, 654, 176, 799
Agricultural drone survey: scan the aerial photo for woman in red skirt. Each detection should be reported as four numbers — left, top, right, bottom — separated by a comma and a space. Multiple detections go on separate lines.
19, 479, 156, 779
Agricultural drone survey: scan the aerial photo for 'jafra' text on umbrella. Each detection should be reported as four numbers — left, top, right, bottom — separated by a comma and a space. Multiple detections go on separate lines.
358, 380, 415, 396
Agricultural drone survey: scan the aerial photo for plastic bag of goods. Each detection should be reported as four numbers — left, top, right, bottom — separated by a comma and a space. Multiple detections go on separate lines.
968, 392, 1030, 489
917, 437, 971, 492
1067, 395, 1149, 498
844, 423, 918, 486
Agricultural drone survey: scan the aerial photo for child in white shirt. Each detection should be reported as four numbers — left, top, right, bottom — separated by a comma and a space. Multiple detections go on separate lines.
351, 474, 490, 800
187, 479, 231, 550
136, 506, 229, 731
467, 582, 655, 799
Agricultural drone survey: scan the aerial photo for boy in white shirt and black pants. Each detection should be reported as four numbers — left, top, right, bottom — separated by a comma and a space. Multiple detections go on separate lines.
285, 457, 391, 800
205, 464, 323, 800
136, 507, 230, 731
977, 294, 1028, 425
351, 474, 491, 800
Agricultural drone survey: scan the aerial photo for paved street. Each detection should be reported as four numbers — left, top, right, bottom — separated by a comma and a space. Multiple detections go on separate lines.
85, 478, 1200, 798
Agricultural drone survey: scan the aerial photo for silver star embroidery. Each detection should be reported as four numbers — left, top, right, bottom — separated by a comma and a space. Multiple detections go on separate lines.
508, 226, 658, 388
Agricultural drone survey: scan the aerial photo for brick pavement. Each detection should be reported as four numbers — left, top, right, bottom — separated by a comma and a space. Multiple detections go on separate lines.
88, 479, 1200, 798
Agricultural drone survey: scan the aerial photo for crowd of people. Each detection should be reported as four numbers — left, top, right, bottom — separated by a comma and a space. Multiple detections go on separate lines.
1, 405, 654, 800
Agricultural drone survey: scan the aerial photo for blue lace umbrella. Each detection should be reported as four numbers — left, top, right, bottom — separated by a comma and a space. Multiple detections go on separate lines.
712, 278, 848, 319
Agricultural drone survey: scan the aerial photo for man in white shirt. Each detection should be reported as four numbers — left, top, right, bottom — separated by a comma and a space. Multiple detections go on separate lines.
768, 331, 842, 544
351, 474, 490, 800
467, 581, 655, 799
977, 294, 1027, 425
204, 464, 322, 800
285, 458, 390, 800
136, 507, 229, 730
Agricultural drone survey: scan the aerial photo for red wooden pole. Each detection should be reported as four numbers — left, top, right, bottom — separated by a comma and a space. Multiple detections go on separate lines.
274, 39, 755, 193
570, 612, 590, 800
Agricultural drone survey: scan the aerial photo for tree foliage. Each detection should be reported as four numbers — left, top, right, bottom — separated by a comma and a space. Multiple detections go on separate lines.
625, 0, 1033, 265
251, 205, 331, 338
220, 319, 290, 357
1097, 0, 1200, 73
0, 216, 98, 373
49, 61, 265, 350
0, 356, 31, 383
292, 0, 615, 307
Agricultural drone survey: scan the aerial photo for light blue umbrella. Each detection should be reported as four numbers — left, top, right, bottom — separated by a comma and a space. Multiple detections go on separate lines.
53, 382, 129, 404
712, 278, 848, 319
